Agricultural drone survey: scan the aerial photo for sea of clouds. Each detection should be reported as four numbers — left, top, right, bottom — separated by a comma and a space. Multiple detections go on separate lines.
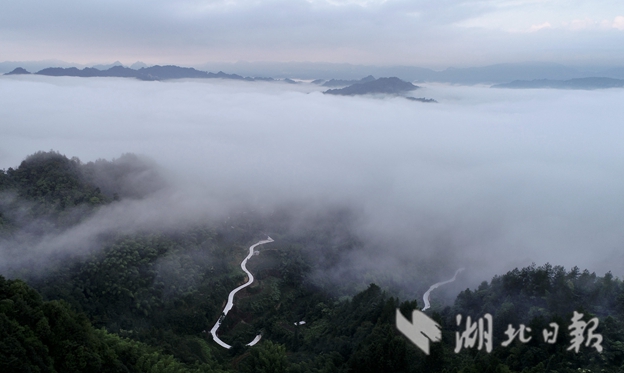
1, 75, 623, 294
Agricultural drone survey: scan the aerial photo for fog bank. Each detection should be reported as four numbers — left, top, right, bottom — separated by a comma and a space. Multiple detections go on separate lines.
1, 75, 624, 292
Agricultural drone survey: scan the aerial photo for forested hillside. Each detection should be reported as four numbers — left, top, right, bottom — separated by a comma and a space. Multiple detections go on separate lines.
1, 151, 623, 372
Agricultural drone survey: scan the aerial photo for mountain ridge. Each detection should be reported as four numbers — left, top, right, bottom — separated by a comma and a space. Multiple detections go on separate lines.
492, 77, 624, 89
6, 64, 258, 81
324, 77, 419, 96
6, 60, 624, 83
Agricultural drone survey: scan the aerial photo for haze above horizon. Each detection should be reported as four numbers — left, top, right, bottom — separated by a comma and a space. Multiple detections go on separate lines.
2, 0, 624, 69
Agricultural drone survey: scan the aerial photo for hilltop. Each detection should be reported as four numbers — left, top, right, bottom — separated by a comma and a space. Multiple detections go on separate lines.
324, 77, 419, 96
4, 67, 31, 75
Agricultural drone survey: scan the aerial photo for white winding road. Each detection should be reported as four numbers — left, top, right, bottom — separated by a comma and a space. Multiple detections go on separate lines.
210, 237, 274, 349
422, 268, 465, 311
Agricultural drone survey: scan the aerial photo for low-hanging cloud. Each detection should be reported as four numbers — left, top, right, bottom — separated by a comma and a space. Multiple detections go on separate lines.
1, 75, 624, 296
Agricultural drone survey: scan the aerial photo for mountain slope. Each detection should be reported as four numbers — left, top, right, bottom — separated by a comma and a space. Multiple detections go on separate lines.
324, 77, 418, 96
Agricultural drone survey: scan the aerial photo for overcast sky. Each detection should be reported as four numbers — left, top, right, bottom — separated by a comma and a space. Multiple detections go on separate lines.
2, 0, 624, 68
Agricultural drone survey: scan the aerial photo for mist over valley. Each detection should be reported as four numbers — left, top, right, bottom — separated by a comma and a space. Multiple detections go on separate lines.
3, 0, 624, 369
2, 71, 624, 372
2, 75, 623, 288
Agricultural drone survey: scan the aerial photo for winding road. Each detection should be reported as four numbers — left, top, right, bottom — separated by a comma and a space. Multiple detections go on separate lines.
422, 268, 465, 311
210, 237, 274, 349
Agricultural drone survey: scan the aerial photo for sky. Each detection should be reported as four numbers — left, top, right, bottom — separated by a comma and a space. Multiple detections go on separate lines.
2, 75, 624, 294
1, 0, 624, 68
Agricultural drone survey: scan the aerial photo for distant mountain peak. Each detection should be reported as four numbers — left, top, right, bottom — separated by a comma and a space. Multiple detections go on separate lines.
324, 77, 418, 96
4, 67, 31, 75
322, 75, 376, 87
130, 61, 149, 69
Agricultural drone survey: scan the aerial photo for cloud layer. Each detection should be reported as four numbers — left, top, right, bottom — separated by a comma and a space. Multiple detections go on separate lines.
1, 75, 624, 294
1, 0, 624, 67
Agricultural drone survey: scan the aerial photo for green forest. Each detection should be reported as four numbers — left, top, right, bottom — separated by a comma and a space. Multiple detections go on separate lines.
1, 151, 623, 372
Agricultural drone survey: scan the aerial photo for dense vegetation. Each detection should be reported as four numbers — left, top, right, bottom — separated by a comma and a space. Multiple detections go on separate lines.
2, 151, 623, 372
0, 275, 225, 373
